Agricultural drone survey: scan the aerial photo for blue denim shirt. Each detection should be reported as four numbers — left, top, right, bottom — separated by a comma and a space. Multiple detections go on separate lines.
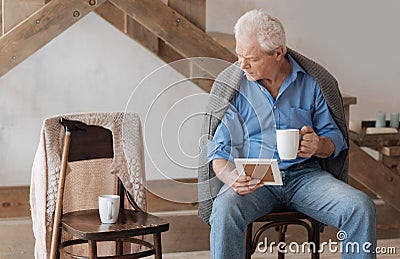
207, 54, 348, 170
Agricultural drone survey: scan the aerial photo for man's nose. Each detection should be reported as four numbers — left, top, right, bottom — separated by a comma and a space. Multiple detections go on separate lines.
239, 58, 249, 70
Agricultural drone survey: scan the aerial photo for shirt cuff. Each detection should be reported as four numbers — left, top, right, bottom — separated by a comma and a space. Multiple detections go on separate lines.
320, 132, 348, 158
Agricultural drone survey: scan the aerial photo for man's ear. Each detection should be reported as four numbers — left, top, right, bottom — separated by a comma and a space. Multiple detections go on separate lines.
275, 46, 285, 61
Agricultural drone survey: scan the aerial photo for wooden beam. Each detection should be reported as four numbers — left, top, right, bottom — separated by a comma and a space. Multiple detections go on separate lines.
349, 140, 400, 212
0, 0, 106, 78
95, 0, 126, 33
4, 0, 44, 33
168, 0, 205, 31
126, 15, 159, 54
158, 38, 184, 63
109, 0, 236, 63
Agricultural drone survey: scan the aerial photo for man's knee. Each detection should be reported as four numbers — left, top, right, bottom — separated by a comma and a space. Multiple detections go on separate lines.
347, 191, 376, 219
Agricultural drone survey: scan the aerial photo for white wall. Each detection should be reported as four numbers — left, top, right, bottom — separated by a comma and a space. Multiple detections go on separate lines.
1, 0, 400, 186
207, 0, 400, 126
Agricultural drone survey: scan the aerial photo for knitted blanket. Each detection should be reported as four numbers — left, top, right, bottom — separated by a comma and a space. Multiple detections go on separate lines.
198, 48, 349, 225
30, 112, 147, 259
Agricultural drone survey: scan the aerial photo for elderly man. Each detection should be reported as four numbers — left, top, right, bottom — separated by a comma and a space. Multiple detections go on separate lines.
198, 9, 376, 259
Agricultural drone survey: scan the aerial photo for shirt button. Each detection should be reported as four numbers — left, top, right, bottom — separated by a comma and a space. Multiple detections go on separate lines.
273, 105, 277, 110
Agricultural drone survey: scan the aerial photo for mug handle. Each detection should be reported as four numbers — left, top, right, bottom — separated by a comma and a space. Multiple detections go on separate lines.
107, 200, 113, 220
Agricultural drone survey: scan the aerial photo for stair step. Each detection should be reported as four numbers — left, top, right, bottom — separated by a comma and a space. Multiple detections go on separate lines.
208, 32, 235, 54
0, 217, 34, 259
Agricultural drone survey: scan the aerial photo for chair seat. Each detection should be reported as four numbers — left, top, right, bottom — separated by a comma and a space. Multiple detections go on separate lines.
61, 209, 169, 241
254, 211, 312, 222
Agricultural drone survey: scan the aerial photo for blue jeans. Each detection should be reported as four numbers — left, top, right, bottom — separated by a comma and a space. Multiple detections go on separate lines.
209, 162, 376, 259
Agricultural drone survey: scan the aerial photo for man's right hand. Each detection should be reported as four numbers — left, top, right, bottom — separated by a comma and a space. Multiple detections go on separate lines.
212, 159, 264, 195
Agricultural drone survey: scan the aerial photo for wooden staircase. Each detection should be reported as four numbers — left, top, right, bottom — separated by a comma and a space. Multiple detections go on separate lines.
349, 123, 400, 212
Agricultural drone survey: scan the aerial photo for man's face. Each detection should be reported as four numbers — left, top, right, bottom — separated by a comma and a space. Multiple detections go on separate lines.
235, 36, 279, 82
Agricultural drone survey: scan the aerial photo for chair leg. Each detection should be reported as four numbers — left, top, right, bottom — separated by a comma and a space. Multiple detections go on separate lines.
56, 229, 61, 259
116, 240, 123, 256
277, 225, 287, 259
311, 221, 320, 259
88, 240, 97, 259
245, 223, 253, 259
154, 233, 162, 259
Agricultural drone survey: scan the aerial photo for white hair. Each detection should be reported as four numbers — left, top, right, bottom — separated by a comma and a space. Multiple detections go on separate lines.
234, 9, 287, 55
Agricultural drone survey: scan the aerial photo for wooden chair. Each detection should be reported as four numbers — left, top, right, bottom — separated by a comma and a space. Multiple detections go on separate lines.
245, 211, 321, 259
50, 116, 169, 259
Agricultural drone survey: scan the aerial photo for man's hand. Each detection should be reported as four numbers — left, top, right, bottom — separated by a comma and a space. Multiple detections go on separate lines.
212, 159, 264, 195
230, 173, 264, 195
298, 126, 319, 158
299, 126, 334, 158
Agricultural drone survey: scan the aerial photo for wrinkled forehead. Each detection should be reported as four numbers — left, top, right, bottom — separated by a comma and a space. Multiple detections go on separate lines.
235, 36, 264, 57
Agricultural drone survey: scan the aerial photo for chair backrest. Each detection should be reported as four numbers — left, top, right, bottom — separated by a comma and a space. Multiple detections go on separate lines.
62, 123, 122, 214
61, 117, 144, 214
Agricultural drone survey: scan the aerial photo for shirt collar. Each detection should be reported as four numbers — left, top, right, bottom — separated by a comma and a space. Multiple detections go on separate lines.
271, 53, 305, 100
242, 53, 306, 101
287, 53, 306, 76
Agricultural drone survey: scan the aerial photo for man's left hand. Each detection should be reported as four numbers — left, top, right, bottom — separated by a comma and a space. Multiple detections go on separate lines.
298, 126, 319, 158
298, 125, 335, 158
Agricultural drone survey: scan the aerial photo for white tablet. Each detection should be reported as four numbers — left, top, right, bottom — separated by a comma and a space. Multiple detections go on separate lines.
234, 158, 283, 185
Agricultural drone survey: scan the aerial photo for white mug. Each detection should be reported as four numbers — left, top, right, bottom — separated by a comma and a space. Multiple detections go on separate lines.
98, 195, 120, 224
276, 129, 299, 160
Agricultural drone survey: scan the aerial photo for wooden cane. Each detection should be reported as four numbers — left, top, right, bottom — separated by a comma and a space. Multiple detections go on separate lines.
49, 130, 71, 259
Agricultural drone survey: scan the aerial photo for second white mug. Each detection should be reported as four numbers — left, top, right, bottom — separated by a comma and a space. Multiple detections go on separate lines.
98, 194, 120, 224
276, 129, 299, 160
